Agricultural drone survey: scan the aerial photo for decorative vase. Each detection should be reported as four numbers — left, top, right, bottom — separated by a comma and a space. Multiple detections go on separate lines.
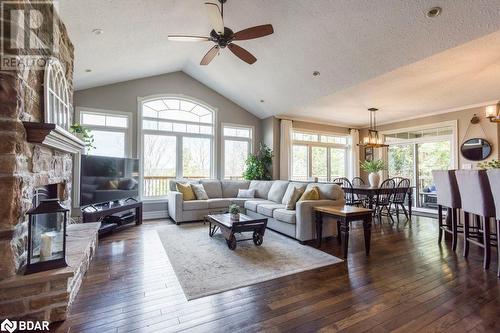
368, 172, 380, 187
230, 213, 240, 221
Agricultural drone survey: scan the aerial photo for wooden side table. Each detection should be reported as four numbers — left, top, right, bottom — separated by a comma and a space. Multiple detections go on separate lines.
313, 205, 373, 259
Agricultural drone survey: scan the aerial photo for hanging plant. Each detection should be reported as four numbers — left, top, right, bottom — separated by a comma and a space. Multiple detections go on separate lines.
70, 124, 95, 151
242, 143, 273, 180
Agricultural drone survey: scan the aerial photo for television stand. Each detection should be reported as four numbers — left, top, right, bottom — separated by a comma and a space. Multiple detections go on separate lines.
82, 200, 143, 235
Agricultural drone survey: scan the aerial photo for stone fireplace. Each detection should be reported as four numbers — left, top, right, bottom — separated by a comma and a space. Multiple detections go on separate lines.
0, 0, 99, 322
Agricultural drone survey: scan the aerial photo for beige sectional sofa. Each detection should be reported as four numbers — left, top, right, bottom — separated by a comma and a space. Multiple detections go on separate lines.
167, 179, 345, 242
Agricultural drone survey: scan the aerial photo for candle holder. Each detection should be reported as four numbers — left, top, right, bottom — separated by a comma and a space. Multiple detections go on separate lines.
25, 199, 68, 274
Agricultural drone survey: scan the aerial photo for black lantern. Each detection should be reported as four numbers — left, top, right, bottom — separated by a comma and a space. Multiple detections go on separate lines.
25, 199, 68, 274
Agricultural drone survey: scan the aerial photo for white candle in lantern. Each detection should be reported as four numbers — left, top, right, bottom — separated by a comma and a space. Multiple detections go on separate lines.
40, 232, 53, 259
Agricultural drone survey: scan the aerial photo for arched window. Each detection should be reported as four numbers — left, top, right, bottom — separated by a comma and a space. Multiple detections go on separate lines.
140, 96, 215, 198
44, 58, 71, 130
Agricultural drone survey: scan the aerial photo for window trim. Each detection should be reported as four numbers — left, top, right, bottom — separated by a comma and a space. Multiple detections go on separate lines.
221, 122, 254, 180
137, 94, 218, 200
76, 107, 133, 158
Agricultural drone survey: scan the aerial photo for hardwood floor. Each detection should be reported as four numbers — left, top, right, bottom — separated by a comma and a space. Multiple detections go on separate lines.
54, 216, 500, 332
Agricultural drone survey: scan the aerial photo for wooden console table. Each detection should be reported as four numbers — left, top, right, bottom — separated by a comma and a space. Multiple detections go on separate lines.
314, 205, 373, 259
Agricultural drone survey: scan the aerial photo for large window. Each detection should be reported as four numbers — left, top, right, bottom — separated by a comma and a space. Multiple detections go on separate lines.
78, 109, 131, 158
222, 124, 253, 179
140, 97, 215, 198
291, 130, 350, 182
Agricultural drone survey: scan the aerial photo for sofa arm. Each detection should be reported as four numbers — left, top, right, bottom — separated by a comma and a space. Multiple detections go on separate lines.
167, 191, 183, 223
296, 199, 345, 241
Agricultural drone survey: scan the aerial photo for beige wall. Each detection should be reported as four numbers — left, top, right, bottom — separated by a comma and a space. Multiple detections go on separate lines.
74, 71, 262, 180
261, 117, 281, 179
292, 120, 350, 135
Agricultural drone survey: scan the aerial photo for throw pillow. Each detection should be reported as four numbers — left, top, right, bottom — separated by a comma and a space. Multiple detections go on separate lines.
118, 178, 138, 190
101, 180, 119, 190
299, 186, 320, 201
191, 183, 209, 200
237, 188, 255, 198
286, 186, 305, 210
176, 182, 196, 201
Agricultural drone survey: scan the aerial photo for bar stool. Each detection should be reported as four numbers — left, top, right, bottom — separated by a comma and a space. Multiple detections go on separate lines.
486, 169, 500, 277
432, 170, 461, 250
455, 170, 496, 270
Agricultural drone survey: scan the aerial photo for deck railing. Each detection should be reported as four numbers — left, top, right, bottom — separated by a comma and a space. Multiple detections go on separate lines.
143, 176, 206, 197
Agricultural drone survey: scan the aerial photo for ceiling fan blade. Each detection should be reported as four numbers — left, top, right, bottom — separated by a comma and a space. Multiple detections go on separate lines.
205, 2, 224, 35
228, 43, 257, 64
168, 35, 211, 42
200, 45, 219, 65
233, 24, 274, 41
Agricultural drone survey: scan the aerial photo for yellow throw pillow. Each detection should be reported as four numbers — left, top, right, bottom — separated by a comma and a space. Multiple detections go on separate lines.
299, 186, 320, 201
176, 183, 196, 201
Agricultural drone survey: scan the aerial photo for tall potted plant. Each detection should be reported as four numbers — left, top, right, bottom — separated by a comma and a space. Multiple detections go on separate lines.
360, 159, 386, 187
242, 143, 273, 180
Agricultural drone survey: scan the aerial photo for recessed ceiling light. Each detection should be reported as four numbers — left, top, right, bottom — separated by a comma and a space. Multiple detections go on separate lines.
85, 69, 92, 73
426, 7, 442, 18
92, 28, 104, 35
260, 99, 265, 103
313, 71, 320, 77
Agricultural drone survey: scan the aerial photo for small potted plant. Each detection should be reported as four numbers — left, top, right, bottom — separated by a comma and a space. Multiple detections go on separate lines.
229, 204, 240, 221
70, 124, 95, 151
360, 159, 386, 187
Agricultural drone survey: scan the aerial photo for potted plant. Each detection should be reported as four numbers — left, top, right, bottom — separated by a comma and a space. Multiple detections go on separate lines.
360, 159, 386, 187
477, 159, 500, 169
242, 143, 273, 180
70, 124, 95, 151
229, 204, 240, 221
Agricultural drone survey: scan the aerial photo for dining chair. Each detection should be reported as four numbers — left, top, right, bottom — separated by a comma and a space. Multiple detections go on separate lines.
352, 177, 367, 206
352, 177, 365, 186
486, 169, 500, 277
333, 177, 363, 206
455, 170, 496, 270
432, 170, 462, 251
375, 178, 396, 223
391, 178, 411, 223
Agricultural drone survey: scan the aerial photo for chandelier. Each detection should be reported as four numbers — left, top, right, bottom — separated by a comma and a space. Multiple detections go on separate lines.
485, 103, 500, 123
358, 108, 389, 148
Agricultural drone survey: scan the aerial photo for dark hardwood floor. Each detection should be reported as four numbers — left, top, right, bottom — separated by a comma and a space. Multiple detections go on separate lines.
54, 216, 500, 333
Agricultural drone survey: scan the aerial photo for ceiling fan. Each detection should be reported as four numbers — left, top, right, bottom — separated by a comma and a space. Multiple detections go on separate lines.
168, 0, 274, 65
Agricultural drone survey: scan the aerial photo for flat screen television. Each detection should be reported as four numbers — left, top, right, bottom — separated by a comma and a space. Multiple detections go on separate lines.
80, 155, 139, 206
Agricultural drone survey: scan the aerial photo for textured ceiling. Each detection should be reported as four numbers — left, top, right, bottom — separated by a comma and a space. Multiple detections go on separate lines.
57, 0, 500, 126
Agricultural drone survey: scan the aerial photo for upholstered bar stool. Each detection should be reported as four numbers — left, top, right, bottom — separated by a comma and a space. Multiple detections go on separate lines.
486, 169, 500, 277
455, 170, 496, 270
432, 170, 462, 250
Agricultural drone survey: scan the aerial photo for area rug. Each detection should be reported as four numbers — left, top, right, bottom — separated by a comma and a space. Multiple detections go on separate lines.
157, 223, 343, 300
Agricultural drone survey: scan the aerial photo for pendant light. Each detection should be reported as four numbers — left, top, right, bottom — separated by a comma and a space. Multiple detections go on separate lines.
358, 108, 389, 148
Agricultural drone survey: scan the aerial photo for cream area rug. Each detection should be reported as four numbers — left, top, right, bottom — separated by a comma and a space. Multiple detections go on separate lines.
157, 223, 343, 300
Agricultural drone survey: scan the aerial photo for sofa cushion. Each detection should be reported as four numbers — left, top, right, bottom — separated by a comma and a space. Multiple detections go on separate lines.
200, 179, 223, 198
285, 186, 305, 210
267, 180, 289, 203
257, 203, 286, 217
207, 198, 231, 209
244, 199, 275, 212
191, 183, 209, 200
237, 189, 255, 198
299, 186, 320, 201
221, 180, 250, 198
183, 200, 208, 211
249, 181, 274, 199
177, 183, 196, 201
306, 183, 343, 200
170, 179, 200, 191
282, 182, 308, 204
273, 209, 297, 224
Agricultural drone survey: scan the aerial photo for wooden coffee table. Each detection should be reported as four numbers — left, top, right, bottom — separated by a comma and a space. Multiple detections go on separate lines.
206, 213, 267, 250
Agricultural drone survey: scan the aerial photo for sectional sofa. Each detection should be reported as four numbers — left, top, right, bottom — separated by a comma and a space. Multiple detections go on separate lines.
167, 179, 345, 242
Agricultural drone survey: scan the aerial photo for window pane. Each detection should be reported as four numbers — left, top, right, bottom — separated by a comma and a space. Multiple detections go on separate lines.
224, 140, 249, 179
88, 130, 125, 158
106, 115, 128, 128
388, 144, 414, 182
158, 110, 199, 122
292, 145, 308, 181
143, 120, 158, 130
173, 123, 187, 132
158, 122, 173, 132
82, 113, 105, 126
143, 108, 158, 118
224, 126, 251, 138
144, 100, 167, 111
183, 137, 211, 179
200, 126, 213, 135
293, 132, 318, 142
330, 148, 346, 179
311, 146, 328, 182
143, 135, 176, 197
186, 124, 200, 134
224, 127, 237, 137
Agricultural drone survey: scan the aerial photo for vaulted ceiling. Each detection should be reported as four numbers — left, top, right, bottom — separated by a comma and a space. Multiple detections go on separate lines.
58, 0, 500, 127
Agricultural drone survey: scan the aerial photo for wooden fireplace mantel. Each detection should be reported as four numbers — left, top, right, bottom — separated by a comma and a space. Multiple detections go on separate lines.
22, 122, 85, 154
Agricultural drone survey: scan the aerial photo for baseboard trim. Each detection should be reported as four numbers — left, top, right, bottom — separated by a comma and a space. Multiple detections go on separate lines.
143, 210, 169, 220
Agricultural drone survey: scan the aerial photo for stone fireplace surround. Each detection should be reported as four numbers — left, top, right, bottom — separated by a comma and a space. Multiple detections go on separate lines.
0, 0, 99, 322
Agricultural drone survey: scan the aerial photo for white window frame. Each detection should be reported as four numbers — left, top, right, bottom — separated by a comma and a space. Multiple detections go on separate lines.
137, 94, 217, 200
44, 57, 71, 131
76, 107, 133, 158
221, 123, 254, 179
291, 129, 350, 182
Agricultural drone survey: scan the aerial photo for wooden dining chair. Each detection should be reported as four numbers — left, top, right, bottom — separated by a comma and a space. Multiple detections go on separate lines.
333, 177, 363, 206
486, 169, 500, 277
432, 170, 462, 251
391, 178, 410, 223
456, 170, 496, 270
375, 178, 396, 223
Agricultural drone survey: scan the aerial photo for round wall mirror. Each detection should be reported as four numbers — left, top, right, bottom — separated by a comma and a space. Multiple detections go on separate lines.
460, 138, 492, 161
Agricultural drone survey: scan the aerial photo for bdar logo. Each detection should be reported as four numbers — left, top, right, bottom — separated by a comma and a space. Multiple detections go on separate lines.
0, 319, 17, 333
